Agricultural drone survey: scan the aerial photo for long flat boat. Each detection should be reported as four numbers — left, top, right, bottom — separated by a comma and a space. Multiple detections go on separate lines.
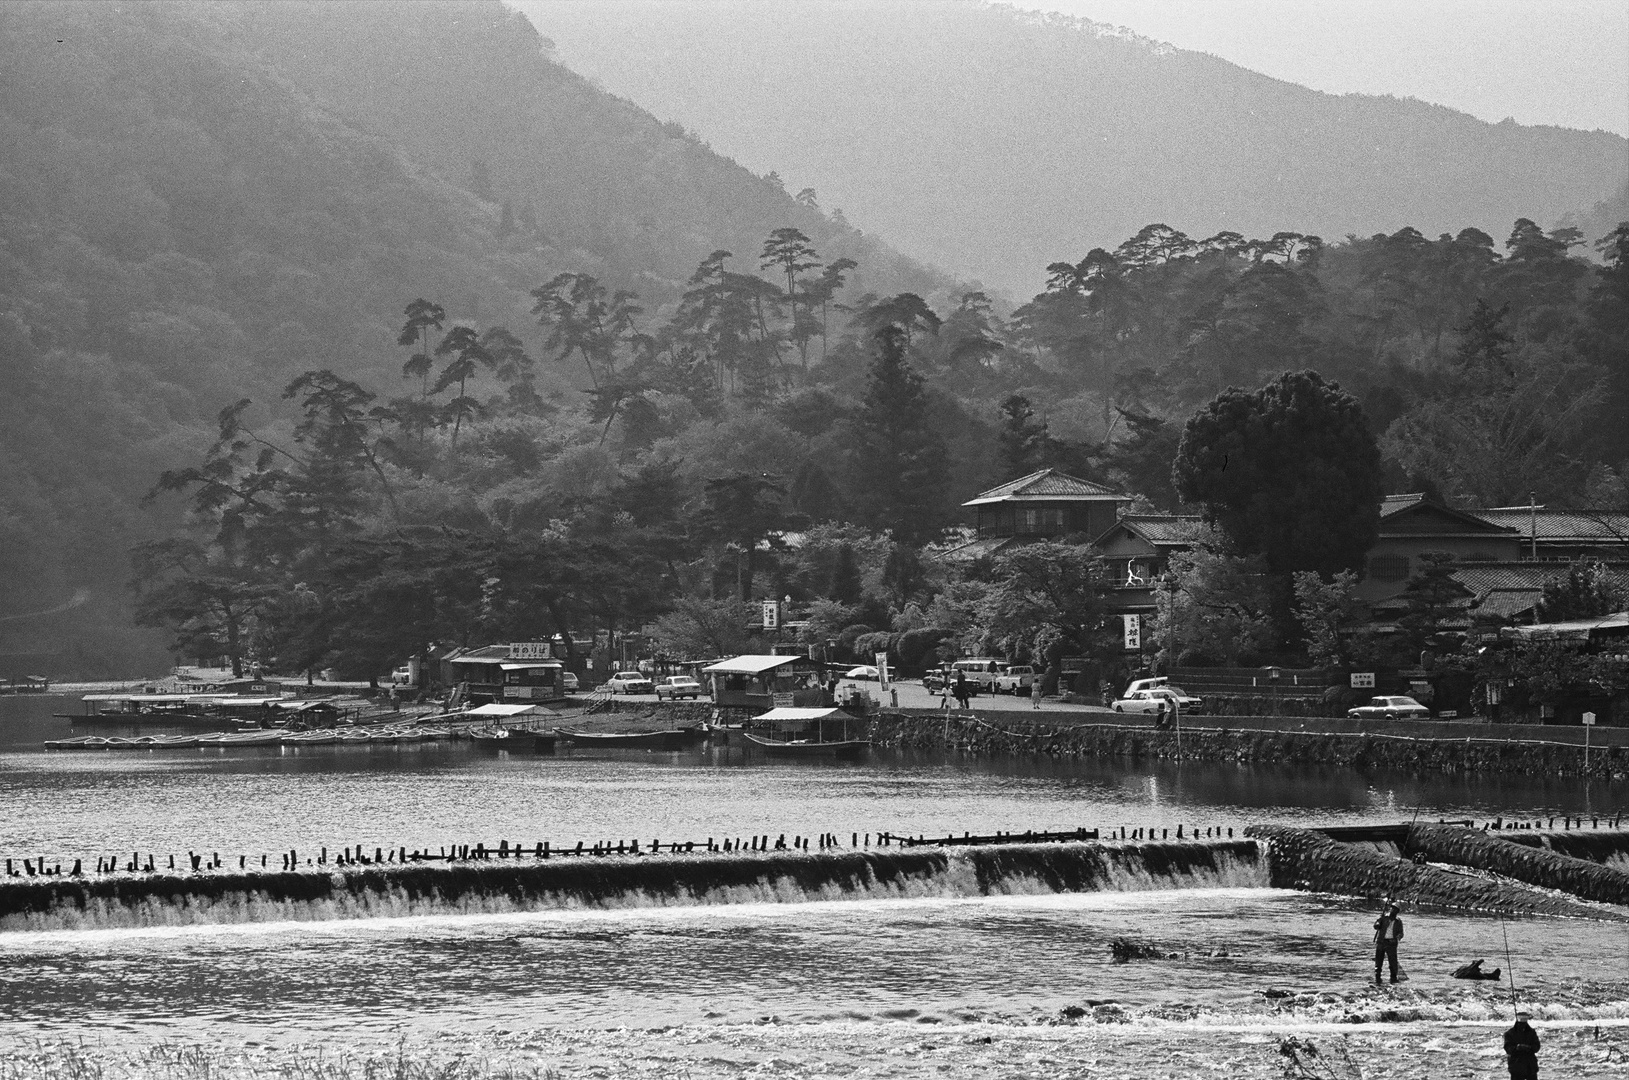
556, 727, 709, 750
740, 732, 871, 757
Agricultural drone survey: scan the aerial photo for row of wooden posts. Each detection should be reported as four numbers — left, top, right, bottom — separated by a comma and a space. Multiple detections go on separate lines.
7, 815, 1622, 878
1485, 816, 1623, 830
5, 826, 1238, 879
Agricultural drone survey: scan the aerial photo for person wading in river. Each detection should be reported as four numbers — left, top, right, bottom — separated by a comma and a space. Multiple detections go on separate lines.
1504, 1010, 1541, 1078
1372, 902, 1404, 984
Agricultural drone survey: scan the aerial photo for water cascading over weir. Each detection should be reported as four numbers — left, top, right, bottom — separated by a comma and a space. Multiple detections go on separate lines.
8, 825, 1628, 932
0, 840, 1266, 932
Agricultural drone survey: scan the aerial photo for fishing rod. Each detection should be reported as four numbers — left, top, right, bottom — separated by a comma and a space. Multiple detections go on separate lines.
1500, 909, 1518, 1017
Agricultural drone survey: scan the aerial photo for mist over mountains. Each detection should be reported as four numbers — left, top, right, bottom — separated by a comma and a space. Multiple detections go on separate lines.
0, 0, 947, 673
528, 0, 1629, 296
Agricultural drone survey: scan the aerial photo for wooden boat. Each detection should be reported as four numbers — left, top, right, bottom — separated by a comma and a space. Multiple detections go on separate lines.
740, 731, 871, 757
43, 736, 112, 750
555, 727, 709, 750
742, 707, 870, 757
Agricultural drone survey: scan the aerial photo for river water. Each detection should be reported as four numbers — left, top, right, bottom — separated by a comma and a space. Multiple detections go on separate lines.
2, 694, 1626, 1077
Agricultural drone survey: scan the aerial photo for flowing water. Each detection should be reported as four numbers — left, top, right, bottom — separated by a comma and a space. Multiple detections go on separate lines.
3, 695, 1626, 1076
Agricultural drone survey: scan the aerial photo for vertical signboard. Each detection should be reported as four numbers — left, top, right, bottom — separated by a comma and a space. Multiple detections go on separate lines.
761, 599, 779, 630
1122, 614, 1141, 651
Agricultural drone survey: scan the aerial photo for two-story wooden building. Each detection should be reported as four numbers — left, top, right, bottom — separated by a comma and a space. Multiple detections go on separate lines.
943, 469, 1130, 561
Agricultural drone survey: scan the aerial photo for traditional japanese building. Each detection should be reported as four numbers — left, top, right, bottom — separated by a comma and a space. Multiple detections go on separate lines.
943, 468, 1130, 560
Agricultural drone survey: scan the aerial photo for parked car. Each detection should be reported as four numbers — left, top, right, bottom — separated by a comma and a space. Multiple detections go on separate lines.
561, 672, 579, 693
951, 658, 1003, 691
604, 671, 655, 695
1347, 695, 1430, 720
1112, 687, 1202, 714
993, 665, 1036, 694
923, 666, 979, 696
655, 675, 703, 700
1152, 685, 1204, 712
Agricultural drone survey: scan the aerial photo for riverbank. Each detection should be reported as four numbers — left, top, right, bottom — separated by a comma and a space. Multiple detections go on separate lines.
870, 711, 1629, 779
9, 1011, 1627, 1080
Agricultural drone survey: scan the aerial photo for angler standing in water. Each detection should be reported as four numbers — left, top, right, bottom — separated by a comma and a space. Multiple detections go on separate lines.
1372, 902, 1404, 984
1504, 1010, 1541, 1079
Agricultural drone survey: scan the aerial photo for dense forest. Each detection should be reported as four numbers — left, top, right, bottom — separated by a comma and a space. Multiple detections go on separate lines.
127, 212, 1629, 683
0, 0, 952, 674
0, 0, 1623, 679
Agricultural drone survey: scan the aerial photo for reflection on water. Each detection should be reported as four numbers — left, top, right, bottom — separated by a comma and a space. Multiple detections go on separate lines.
0, 695, 1615, 866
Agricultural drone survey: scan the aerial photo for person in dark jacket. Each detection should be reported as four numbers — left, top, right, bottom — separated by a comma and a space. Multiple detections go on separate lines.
1372, 903, 1404, 983
1504, 1011, 1540, 1078
954, 671, 970, 710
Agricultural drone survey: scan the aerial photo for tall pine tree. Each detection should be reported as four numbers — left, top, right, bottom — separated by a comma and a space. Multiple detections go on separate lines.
850, 326, 948, 546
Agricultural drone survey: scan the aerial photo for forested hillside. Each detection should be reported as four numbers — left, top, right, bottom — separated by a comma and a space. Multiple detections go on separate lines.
1, 1, 1623, 682
0, 0, 950, 675
529, 0, 1629, 297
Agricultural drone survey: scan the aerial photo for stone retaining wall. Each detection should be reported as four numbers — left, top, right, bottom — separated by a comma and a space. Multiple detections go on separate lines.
867, 713, 1628, 779
1244, 824, 1626, 920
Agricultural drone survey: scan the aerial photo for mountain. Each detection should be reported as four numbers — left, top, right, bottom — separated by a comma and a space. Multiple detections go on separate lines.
0, 0, 952, 676
525, 0, 1629, 296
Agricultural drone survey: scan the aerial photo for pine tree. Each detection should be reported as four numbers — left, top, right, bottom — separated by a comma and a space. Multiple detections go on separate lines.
850, 326, 948, 546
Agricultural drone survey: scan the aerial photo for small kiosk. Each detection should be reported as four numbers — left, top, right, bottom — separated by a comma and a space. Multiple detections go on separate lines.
702, 655, 827, 710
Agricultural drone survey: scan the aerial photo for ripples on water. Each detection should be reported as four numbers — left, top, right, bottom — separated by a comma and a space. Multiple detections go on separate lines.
2, 695, 1625, 1061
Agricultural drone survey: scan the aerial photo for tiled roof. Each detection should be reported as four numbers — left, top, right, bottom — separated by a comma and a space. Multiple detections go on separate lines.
963, 468, 1125, 506
1107, 515, 1208, 546
936, 536, 1020, 561
1452, 562, 1629, 622
1472, 589, 1544, 619
1379, 493, 1515, 534
1474, 508, 1629, 543
1380, 493, 1427, 518
1451, 564, 1563, 593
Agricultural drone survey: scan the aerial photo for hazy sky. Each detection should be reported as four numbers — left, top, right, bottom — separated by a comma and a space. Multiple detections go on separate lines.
1022, 0, 1629, 136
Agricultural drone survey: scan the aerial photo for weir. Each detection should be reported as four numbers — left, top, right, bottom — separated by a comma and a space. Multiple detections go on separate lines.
1247, 824, 1629, 921
0, 839, 1265, 933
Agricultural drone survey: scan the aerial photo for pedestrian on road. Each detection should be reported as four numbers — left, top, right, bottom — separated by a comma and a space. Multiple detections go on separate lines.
954, 671, 971, 710
940, 675, 953, 710
1504, 1010, 1540, 1079
1030, 678, 1043, 709
1372, 902, 1404, 984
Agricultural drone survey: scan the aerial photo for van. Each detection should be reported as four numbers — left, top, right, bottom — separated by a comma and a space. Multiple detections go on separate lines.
951, 659, 1003, 690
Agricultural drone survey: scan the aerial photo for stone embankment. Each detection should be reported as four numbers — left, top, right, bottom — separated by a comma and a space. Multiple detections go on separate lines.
1401, 823, 1629, 906
1244, 824, 1628, 920
868, 711, 1628, 779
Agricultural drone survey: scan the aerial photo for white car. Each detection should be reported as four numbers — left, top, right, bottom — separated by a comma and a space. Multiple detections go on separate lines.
993, 665, 1036, 694
1347, 695, 1430, 720
1112, 687, 1201, 714
561, 672, 579, 693
604, 671, 654, 695
654, 676, 703, 700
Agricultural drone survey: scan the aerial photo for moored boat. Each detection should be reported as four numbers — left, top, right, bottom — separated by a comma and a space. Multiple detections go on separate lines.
741, 707, 871, 758
555, 727, 708, 751
739, 731, 871, 757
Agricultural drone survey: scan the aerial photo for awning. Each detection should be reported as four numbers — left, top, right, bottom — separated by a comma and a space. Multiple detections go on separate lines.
751, 707, 843, 722
499, 661, 562, 670
703, 655, 803, 675
466, 703, 543, 717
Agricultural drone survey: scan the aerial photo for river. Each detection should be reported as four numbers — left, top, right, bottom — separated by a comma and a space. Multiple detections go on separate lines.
2, 694, 1625, 1078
